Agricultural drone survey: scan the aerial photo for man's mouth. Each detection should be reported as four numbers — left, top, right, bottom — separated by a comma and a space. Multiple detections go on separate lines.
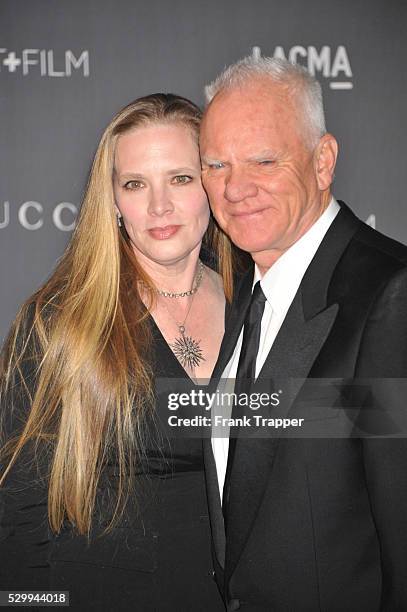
230, 208, 267, 218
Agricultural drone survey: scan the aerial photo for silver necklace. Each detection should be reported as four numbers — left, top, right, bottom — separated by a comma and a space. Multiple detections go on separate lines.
159, 265, 206, 371
156, 260, 204, 298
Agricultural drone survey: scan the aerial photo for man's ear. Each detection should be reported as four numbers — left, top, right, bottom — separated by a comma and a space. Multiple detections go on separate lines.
314, 133, 338, 190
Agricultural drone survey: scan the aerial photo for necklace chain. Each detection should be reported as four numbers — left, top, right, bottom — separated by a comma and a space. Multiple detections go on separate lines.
158, 262, 206, 371
156, 260, 204, 298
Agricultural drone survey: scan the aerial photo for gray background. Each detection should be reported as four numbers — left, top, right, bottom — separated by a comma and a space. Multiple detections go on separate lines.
1, 0, 406, 342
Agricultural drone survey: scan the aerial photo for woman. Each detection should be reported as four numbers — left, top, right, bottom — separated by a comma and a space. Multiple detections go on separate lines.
0, 94, 232, 611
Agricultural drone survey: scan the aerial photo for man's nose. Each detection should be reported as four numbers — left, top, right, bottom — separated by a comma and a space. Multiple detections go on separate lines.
147, 186, 174, 216
223, 168, 258, 203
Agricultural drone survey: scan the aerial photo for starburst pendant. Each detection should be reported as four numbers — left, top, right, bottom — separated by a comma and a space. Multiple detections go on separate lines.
171, 332, 205, 370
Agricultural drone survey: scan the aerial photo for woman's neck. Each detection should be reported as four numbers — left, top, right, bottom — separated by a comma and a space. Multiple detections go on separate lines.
134, 246, 202, 294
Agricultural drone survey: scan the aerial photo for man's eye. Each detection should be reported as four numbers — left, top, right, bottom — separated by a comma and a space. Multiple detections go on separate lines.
124, 180, 143, 190
259, 160, 274, 166
208, 162, 224, 170
172, 175, 192, 184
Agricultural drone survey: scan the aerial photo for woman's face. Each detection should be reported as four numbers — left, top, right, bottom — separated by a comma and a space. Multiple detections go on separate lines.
113, 122, 210, 268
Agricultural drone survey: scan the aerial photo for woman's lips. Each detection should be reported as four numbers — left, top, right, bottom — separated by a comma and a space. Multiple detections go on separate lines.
147, 225, 181, 240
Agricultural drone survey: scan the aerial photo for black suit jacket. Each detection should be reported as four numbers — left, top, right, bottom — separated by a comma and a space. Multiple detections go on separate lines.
204, 202, 407, 611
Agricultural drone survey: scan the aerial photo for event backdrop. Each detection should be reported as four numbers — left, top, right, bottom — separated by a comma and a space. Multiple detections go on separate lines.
1, 0, 406, 341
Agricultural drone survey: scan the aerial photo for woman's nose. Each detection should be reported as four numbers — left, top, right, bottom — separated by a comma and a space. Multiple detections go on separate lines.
147, 186, 174, 216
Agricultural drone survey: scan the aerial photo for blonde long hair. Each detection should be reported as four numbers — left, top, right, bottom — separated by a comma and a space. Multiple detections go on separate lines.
0, 93, 233, 535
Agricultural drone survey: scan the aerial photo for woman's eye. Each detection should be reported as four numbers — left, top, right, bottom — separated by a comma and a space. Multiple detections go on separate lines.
172, 175, 192, 184
124, 180, 143, 190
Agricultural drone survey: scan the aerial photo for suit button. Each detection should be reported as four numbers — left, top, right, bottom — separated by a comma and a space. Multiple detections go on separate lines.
228, 599, 240, 611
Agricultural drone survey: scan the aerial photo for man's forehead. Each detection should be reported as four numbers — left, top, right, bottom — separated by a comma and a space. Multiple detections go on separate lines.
202, 82, 293, 134
209, 77, 289, 109
201, 91, 294, 152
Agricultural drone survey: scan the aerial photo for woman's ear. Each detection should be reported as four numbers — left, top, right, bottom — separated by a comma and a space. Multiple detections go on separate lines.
114, 205, 123, 227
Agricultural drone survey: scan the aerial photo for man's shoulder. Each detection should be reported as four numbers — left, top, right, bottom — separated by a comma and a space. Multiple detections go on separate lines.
330, 211, 407, 304
352, 221, 407, 267
333, 201, 407, 279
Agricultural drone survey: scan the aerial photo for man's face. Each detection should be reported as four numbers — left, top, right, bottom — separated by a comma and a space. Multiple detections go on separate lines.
200, 79, 335, 270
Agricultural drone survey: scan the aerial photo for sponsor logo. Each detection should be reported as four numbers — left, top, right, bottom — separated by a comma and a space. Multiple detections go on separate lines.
252, 45, 353, 89
0, 49, 89, 77
0, 201, 78, 231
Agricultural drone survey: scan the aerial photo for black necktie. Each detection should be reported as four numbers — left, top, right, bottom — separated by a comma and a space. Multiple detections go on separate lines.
234, 281, 267, 392
223, 281, 267, 513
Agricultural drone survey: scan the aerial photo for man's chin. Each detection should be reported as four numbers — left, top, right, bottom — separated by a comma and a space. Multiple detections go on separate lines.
228, 234, 271, 255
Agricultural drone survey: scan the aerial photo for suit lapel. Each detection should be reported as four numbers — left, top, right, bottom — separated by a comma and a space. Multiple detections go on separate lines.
225, 201, 362, 578
225, 290, 339, 577
211, 269, 254, 381
203, 268, 254, 569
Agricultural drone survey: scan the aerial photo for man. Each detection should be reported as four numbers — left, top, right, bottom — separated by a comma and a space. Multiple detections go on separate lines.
200, 56, 407, 611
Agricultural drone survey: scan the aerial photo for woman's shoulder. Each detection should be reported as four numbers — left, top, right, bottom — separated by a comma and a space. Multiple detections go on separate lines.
0, 299, 51, 438
2, 300, 49, 380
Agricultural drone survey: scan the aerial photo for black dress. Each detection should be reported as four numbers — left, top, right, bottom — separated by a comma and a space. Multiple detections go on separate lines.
0, 316, 225, 612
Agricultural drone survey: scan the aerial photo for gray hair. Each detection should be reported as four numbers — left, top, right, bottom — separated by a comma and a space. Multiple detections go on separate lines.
204, 55, 326, 148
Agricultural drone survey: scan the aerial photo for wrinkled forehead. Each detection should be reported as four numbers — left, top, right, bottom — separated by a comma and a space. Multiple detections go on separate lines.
200, 80, 303, 153
206, 78, 293, 117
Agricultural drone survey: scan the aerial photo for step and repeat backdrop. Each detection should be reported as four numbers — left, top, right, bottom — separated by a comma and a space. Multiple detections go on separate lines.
1, 0, 406, 341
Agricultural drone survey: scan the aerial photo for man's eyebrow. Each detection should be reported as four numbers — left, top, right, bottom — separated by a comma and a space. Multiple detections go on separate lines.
200, 156, 224, 165
247, 149, 279, 161
201, 150, 280, 165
